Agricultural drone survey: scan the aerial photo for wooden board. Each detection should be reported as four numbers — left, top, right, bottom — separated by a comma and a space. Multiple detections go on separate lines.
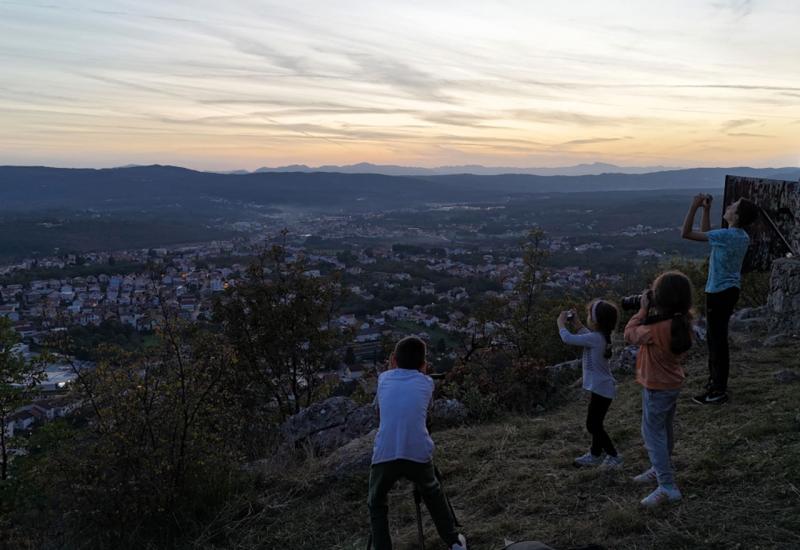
723, 175, 799, 272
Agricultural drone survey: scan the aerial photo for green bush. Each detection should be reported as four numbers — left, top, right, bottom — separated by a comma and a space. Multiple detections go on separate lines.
444, 351, 550, 420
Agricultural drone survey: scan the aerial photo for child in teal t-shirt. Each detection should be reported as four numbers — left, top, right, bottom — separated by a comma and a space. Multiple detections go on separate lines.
681, 194, 759, 404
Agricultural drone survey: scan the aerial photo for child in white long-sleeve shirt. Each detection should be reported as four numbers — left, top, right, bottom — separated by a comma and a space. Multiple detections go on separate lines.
557, 299, 622, 469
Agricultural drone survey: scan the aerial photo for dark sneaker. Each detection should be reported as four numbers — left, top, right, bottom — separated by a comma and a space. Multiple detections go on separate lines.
692, 391, 729, 405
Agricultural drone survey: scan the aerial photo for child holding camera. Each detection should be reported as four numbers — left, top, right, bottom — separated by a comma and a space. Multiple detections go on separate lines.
557, 300, 622, 469
624, 271, 694, 507
681, 193, 758, 404
367, 336, 467, 550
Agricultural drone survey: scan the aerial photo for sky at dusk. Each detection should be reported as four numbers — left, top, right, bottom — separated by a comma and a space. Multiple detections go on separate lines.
1, 0, 799, 170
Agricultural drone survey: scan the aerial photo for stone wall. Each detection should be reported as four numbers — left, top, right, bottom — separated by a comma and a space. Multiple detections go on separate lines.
767, 258, 800, 334
724, 175, 799, 272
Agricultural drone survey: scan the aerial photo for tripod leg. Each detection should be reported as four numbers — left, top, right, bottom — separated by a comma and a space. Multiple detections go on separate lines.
433, 465, 461, 528
414, 488, 425, 550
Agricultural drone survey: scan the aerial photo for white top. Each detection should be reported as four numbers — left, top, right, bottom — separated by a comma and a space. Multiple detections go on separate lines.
559, 327, 617, 399
371, 368, 435, 465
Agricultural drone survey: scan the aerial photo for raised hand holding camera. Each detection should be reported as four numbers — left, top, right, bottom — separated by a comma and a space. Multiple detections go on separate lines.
639, 288, 651, 312
691, 193, 713, 210
557, 309, 580, 331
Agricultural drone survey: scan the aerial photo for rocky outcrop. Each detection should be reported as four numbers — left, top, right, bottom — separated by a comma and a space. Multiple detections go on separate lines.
610, 345, 638, 374
430, 399, 469, 429
281, 394, 469, 458
768, 258, 800, 334
546, 359, 582, 386
322, 430, 377, 478
729, 306, 770, 333
280, 396, 377, 453
764, 334, 797, 348
544, 346, 636, 387
774, 370, 800, 384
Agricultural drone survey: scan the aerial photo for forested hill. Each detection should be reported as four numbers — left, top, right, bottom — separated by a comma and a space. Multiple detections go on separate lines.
0, 165, 798, 212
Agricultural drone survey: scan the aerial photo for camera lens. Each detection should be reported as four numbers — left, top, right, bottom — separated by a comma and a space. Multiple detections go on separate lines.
621, 294, 642, 311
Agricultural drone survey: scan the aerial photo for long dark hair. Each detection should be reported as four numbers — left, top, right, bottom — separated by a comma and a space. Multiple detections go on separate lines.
646, 271, 694, 354
589, 299, 619, 359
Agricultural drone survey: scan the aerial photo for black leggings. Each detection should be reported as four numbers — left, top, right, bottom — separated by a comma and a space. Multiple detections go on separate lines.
706, 287, 740, 393
586, 392, 617, 457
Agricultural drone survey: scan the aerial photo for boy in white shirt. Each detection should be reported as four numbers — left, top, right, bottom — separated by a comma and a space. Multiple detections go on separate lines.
368, 336, 467, 550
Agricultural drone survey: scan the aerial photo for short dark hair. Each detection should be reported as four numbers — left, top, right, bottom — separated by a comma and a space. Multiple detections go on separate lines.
736, 198, 759, 228
394, 336, 426, 370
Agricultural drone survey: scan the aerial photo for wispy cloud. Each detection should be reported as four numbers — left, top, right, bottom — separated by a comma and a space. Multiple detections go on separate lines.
510, 109, 654, 127
559, 137, 630, 147
341, 51, 454, 103
419, 111, 505, 128
727, 132, 774, 138
721, 119, 759, 131
226, 37, 310, 73
711, 0, 754, 19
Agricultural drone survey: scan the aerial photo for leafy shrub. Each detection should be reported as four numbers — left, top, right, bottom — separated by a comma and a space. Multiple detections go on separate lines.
444, 350, 550, 420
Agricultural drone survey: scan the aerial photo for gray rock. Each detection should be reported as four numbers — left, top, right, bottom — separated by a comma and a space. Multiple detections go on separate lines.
280, 396, 356, 443
763, 333, 798, 348
322, 429, 376, 478
546, 359, 582, 385
610, 345, 638, 374
730, 316, 769, 333
732, 306, 769, 321
430, 399, 468, 429
504, 543, 555, 550
768, 258, 800, 333
774, 370, 800, 384
280, 396, 377, 454
693, 322, 707, 344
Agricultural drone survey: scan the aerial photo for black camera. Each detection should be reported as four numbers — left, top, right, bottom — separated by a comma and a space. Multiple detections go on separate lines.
621, 290, 653, 311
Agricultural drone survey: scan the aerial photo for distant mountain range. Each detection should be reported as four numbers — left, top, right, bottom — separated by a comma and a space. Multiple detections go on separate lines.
248, 161, 678, 177
0, 165, 798, 213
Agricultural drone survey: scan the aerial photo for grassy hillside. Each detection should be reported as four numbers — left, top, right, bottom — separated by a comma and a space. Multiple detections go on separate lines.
227, 333, 800, 549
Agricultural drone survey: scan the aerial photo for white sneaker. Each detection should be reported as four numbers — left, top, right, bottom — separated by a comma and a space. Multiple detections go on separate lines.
451, 533, 467, 550
574, 451, 605, 467
600, 454, 624, 470
632, 467, 658, 484
640, 485, 682, 507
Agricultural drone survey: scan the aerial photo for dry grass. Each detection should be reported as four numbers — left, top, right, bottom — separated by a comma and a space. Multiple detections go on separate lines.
219, 336, 800, 550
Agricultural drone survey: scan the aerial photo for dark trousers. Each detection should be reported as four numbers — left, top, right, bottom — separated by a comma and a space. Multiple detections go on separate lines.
368, 459, 459, 550
706, 287, 740, 393
587, 392, 617, 457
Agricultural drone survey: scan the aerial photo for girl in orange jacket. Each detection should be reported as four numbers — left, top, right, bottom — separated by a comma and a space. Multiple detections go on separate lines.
624, 271, 694, 507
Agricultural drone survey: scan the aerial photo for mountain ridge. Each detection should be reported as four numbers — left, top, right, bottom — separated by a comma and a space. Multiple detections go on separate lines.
0, 165, 798, 212
251, 161, 680, 176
